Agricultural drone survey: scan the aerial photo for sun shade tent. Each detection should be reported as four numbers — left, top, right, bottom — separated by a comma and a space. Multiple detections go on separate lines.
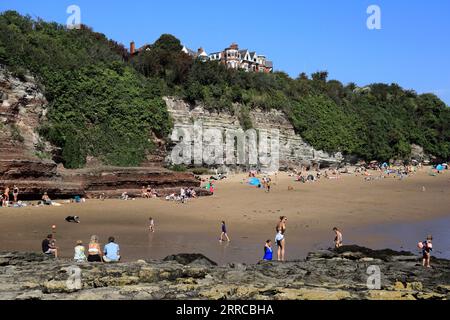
248, 177, 261, 187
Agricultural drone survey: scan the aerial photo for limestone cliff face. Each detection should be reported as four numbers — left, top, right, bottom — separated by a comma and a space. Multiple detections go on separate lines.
0, 67, 201, 199
164, 97, 344, 171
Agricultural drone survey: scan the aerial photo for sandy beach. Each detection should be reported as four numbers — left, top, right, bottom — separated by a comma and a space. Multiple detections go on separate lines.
0, 169, 449, 264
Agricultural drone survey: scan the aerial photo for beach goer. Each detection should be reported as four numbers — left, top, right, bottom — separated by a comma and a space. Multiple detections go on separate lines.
419, 235, 433, 268
141, 186, 149, 198
42, 192, 52, 205
333, 227, 343, 248
4, 186, 9, 204
74, 240, 87, 262
263, 240, 273, 261
266, 178, 272, 192
42, 234, 58, 258
275, 216, 287, 261
87, 235, 103, 262
120, 192, 129, 200
149, 217, 155, 232
12, 185, 19, 202
219, 221, 230, 242
103, 236, 120, 263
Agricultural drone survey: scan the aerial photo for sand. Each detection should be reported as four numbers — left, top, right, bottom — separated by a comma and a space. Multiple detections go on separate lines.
0, 169, 449, 264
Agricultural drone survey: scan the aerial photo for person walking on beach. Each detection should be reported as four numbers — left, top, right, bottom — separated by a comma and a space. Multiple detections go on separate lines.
263, 240, 273, 261
333, 227, 343, 248
148, 217, 155, 232
420, 235, 433, 268
74, 240, 87, 262
103, 236, 120, 263
275, 216, 287, 261
219, 221, 230, 242
42, 234, 58, 258
12, 185, 19, 203
87, 235, 103, 262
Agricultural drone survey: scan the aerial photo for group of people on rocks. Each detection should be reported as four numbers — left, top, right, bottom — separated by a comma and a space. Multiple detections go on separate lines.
42, 234, 121, 263
141, 185, 159, 198
0, 185, 20, 207
165, 187, 198, 203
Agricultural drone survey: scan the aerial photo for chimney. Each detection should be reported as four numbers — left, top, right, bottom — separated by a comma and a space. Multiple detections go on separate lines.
230, 43, 238, 50
130, 41, 135, 55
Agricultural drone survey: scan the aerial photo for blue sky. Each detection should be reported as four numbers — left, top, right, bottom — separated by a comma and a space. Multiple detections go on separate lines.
1, 0, 449, 105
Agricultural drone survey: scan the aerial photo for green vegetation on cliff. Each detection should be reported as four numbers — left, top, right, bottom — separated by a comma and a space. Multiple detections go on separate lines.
1, 11, 449, 166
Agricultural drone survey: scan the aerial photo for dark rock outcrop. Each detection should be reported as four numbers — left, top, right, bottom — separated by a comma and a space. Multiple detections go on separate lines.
1, 246, 448, 300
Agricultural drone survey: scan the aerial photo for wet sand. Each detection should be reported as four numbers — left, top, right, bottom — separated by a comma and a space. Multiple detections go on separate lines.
0, 170, 449, 264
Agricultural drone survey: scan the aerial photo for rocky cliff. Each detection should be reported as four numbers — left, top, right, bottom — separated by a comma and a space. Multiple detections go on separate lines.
0, 246, 448, 300
0, 67, 202, 199
164, 97, 344, 172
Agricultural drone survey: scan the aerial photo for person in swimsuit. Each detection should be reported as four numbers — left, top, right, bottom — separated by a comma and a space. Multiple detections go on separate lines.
275, 216, 287, 261
219, 221, 230, 242
3, 186, 9, 204
12, 185, 19, 203
149, 217, 155, 232
263, 240, 273, 261
333, 227, 343, 248
87, 235, 103, 262
421, 235, 433, 268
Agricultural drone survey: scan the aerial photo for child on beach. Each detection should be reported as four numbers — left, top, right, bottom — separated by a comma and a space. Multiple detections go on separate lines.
333, 227, 343, 248
74, 240, 87, 262
149, 217, 155, 232
219, 221, 230, 242
263, 240, 273, 261
419, 235, 433, 268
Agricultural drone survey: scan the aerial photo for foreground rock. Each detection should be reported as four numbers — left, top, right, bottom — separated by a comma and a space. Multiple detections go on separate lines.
0, 246, 448, 300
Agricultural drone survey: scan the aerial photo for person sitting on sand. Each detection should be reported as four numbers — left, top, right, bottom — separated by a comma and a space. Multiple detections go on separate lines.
42, 192, 52, 205
87, 235, 103, 262
420, 235, 433, 268
42, 234, 58, 258
12, 185, 19, 203
3, 186, 10, 205
141, 186, 149, 198
275, 216, 287, 261
103, 236, 121, 263
333, 227, 343, 248
219, 221, 230, 242
74, 240, 87, 262
263, 240, 273, 261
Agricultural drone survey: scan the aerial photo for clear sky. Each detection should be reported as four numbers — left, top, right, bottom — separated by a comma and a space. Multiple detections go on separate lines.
1, 0, 449, 105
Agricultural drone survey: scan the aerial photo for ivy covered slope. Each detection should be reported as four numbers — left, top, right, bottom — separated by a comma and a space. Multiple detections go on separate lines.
0, 11, 171, 168
1, 11, 449, 169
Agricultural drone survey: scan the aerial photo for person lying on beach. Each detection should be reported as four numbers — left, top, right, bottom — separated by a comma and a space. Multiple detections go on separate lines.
103, 236, 120, 263
263, 240, 273, 261
87, 235, 103, 262
65, 216, 80, 223
42, 234, 58, 258
333, 227, 343, 248
74, 240, 87, 262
